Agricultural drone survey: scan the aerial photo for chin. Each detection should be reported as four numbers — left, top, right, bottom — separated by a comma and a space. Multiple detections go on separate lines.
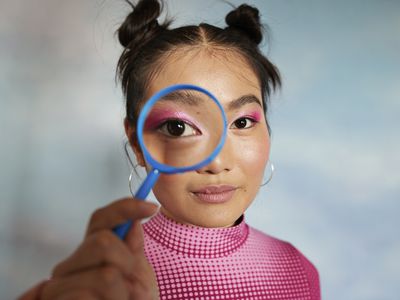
186, 208, 243, 228
159, 193, 249, 228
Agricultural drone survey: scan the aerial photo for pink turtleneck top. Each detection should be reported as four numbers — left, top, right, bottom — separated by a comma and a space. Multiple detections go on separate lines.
19, 212, 320, 300
143, 212, 321, 300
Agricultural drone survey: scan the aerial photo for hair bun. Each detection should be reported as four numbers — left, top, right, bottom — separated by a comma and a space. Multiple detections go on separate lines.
118, 0, 166, 49
225, 4, 263, 45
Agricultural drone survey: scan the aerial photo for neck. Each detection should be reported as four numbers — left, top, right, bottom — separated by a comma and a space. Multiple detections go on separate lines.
143, 210, 249, 258
160, 206, 239, 228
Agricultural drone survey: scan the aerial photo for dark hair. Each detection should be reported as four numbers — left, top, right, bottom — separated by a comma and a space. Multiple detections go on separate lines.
116, 0, 281, 135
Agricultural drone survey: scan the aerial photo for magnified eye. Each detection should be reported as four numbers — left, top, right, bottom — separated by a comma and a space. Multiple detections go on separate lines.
158, 119, 200, 137
232, 117, 256, 129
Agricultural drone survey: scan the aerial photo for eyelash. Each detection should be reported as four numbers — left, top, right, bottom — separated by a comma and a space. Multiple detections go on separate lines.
153, 115, 258, 137
230, 117, 258, 129
156, 119, 200, 137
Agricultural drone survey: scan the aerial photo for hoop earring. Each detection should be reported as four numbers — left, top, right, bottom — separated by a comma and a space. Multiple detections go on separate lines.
128, 169, 135, 197
124, 140, 135, 168
261, 161, 274, 186
125, 141, 141, 197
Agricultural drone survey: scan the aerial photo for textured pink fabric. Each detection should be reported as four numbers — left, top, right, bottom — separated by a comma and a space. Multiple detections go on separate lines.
143, 212, 321, 300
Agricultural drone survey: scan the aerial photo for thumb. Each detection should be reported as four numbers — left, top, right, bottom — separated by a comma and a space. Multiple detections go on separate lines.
126, 220, 146, 253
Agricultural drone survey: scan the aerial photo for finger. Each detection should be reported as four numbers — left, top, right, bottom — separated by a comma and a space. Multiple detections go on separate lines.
126, 221, 154, 274
52, 230, 135, 278
42, 267, 129, 300
126, 220, 145, 253
86, 197, 159, 236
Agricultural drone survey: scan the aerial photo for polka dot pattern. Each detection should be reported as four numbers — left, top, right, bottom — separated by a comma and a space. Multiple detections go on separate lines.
143, 213, 321, 300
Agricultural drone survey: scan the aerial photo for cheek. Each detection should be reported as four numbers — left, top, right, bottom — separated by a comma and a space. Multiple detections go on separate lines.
152, 173, 188, 200
237, 132, 270, 180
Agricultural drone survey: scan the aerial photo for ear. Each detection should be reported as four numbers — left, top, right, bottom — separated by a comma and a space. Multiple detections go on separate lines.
124, 118, 146, 167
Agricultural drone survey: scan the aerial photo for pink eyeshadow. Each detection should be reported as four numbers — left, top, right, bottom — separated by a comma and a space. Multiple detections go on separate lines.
245, 110, 262, 122
144, 108, 201, 130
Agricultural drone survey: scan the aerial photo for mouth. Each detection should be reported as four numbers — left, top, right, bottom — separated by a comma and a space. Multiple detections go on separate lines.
191, 185, 238, 204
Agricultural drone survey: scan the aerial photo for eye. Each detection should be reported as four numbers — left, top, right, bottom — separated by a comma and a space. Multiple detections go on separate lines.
158, 119, 200, 137
231, 117, 257, 129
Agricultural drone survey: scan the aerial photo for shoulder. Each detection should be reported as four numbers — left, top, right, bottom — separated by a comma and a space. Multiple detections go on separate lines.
247, 226, 321, 299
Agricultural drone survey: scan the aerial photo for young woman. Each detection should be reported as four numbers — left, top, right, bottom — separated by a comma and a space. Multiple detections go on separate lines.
19, 0, 321, 299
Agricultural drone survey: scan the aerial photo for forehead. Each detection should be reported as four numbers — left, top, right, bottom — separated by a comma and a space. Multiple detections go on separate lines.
146, 48, 262, 106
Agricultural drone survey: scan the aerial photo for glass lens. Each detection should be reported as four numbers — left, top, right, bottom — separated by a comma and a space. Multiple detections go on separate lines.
141, 89, 224, 168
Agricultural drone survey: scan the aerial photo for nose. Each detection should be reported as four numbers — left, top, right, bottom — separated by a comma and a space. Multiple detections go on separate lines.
196, 137, 233, 175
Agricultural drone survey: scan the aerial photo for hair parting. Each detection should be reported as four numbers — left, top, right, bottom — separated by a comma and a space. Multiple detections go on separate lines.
116, 0, 281, 135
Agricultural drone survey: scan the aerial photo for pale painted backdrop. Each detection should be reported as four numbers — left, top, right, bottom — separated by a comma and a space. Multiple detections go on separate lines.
1, 0, 399, 299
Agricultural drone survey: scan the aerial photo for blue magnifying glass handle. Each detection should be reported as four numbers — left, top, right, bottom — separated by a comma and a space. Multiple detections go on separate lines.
113, 168, 160, 240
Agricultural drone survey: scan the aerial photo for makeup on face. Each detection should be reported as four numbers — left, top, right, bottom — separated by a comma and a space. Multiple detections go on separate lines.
143, 92, 226, 142
237, 110, 262, 122
144, 107, 203, 136
228, 109, 263, 131
144, 50, 269, 228
225, 94, 264, 124
191, 185, 238, 204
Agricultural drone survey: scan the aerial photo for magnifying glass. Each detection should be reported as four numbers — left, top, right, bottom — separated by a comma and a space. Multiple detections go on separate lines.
113, 84, 227, 240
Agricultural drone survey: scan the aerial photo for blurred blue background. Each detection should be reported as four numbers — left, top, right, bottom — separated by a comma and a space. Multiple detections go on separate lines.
1, 0, 399, 299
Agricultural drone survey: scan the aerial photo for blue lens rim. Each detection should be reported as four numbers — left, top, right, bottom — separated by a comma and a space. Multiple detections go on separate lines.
136, 84, 227, 174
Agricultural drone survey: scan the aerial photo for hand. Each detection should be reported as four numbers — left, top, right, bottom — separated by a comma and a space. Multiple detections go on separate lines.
40, 197, 160, 300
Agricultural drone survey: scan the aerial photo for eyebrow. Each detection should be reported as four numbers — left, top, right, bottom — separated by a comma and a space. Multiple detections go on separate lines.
227, 94, 262, 111
160, 90, 204, 105
160, 90, 262, 110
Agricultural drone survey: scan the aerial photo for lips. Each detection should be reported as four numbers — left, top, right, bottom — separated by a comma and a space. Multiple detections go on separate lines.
191, 185, 237, 203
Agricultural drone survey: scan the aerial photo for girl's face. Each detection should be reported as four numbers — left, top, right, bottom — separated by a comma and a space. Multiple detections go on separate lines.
128, 50, 270, 228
